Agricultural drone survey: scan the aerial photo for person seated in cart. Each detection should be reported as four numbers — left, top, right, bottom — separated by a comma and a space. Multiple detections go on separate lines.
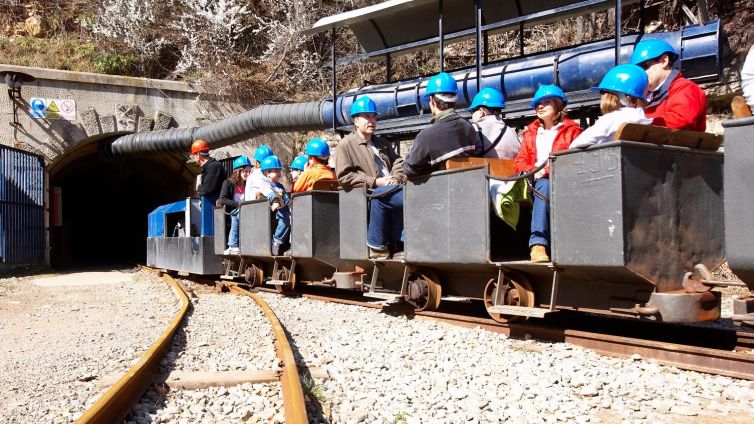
513, 84, 583, 263
247, 155, 291, 256
571, 64, 653, 148
468, 87, 520, 159
630, 39, 707, 131
404, 72, 480, 176
336, 96, 406, 259
218, 156, 252, 255
289, 155, 308, 185
245, 145, 274, 200
292, 138, 337, 192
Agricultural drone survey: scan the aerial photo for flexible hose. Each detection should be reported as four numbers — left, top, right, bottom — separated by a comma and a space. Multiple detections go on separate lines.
107, 101, 327, 157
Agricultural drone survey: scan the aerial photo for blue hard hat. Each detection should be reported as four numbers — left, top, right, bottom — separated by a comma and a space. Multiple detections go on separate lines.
469, 87, 505, 111
304, 138, 330, 157
630, 39, 678, 66
530, 84, 568, 109
232, 156, 252, 170
594, 64, 649, 100
290, 155, 307, 171
350, 96, 379, 117
424, 72, 458, 98
253, 145, 273, 162
260, 155, 283, 171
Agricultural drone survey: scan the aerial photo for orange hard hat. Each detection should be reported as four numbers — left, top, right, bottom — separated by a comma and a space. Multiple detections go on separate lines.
191, 139, 209, 155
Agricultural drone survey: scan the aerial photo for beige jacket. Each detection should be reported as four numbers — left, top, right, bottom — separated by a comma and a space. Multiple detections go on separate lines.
335, 132, 405, 189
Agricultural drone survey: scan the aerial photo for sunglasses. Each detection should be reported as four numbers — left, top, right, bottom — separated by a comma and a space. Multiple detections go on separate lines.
638, 59, 658, 70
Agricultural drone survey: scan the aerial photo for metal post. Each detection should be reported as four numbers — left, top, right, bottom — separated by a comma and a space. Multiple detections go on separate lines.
614, 0, 622, 65
519, 23, 525, 56
483, 32, 489, 64
331, 28, 337, 132
549, 268, 560, 311
439, 0, 444, 71
639, 0, 646, 34
475, 0, 482, 91
386, 53, 392, 83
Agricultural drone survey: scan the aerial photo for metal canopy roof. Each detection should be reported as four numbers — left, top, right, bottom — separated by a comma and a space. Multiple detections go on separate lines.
305, 0, 638, 58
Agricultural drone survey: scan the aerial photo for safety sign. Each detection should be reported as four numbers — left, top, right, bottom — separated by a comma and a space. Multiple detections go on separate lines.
29, 97, 76, 121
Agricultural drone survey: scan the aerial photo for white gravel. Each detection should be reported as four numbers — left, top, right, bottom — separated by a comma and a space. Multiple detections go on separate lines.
132, 292, 283, 423
0, 270, 178, 423
257, 292, 754, 424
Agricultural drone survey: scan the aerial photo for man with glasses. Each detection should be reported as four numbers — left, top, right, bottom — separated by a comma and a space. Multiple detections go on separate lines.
336, 96, 405, 259
630, 39, 707, 131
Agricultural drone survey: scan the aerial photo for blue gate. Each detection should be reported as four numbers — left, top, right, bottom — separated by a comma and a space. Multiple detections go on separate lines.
0, 145, 44, 264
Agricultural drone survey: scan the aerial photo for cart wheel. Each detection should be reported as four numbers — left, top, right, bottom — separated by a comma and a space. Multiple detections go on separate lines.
483, 272, 534, 323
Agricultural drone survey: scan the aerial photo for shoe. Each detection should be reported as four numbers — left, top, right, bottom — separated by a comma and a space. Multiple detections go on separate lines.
368, 246, 390, 260
224, 247, 240, 255
391, 251, 405, 260
530, 245, 550, 263
271, 242, 283, 256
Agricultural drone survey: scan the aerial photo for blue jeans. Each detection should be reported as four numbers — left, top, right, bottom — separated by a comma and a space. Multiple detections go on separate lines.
228, 208, 240, 248
529, 178, 550, 247
273, 207, 291, 245
367, 185, 404, 250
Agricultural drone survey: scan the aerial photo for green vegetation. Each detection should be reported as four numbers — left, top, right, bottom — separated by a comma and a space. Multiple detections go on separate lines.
389, 412, 411, 424
301, 375, 326, 403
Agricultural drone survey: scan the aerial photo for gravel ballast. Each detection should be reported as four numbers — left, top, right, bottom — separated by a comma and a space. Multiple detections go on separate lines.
130, 290, 283, 424
0, 270, 178, 423
257, 292, 754, 424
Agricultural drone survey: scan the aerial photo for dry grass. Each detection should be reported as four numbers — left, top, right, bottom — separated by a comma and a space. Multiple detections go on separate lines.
0, 36, 98, 72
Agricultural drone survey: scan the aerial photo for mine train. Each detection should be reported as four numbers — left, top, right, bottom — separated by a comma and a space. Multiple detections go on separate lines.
146, 117, 754, 325
143, 0, 753, 324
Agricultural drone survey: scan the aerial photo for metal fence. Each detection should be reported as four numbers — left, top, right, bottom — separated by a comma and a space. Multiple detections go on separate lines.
0, 145, 44, 264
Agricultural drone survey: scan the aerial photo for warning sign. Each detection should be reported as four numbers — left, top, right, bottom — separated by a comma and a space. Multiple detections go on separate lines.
28, 97, 76, 121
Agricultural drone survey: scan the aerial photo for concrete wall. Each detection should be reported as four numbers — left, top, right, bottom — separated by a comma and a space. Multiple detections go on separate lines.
0, 64, 249, 164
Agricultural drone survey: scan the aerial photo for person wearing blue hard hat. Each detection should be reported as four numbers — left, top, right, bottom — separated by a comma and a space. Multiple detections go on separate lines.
630, 39, 706, 131
468, 87, 520, 159
289, 155, 308, 184
571, 64, 653, 148
404, 72, 480, 176
336, 95, 406, 259
513, 84, 583, 263
218, 156, 252, 255
293, 138, 336, 192
248, 155, 291, 256
245, 144, 276, 203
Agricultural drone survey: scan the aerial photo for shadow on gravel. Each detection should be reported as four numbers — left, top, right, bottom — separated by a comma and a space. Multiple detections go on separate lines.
124, 304, 193, 423
282, 325, 330, 424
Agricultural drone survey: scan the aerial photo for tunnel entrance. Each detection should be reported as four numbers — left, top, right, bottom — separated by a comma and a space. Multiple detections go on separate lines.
48, 137, 197, 267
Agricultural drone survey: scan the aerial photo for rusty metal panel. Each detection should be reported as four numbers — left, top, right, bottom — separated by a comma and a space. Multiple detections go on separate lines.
0, 145, 44, 264
723, 116, 754, 290
291, 192, 340, 259
551, 142, 724, 292
405, 166, 489, 264
239, 200, 271, 257
338, 188, 369, 260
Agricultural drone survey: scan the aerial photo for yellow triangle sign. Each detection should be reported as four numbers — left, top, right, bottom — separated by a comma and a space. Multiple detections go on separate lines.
46, 100, 61, 119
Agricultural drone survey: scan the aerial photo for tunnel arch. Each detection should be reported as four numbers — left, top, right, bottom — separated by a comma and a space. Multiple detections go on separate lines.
47, 133, 198, 267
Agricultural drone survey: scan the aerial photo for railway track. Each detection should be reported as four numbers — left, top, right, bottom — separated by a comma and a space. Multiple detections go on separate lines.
75, 269, 307, 424
242, 281, 754, 381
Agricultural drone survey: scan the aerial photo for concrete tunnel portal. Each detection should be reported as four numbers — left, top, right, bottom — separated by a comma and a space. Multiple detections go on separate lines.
47, 136, 198, 267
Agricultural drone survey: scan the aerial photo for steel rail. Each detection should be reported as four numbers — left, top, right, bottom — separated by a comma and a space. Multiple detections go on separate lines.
76, 269, 190, 424
224, 282, 308, 424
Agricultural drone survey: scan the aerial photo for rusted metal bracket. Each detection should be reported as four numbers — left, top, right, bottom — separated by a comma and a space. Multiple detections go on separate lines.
682, 263, 713, 293
549, 265, 561, 312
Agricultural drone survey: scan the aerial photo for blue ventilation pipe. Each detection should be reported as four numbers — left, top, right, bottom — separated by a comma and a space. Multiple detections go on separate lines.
107, 21, 721, 157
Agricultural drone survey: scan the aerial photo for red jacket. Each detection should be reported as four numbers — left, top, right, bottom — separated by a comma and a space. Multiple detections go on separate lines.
645, 73, 707, 132
514, 117, 583, 176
